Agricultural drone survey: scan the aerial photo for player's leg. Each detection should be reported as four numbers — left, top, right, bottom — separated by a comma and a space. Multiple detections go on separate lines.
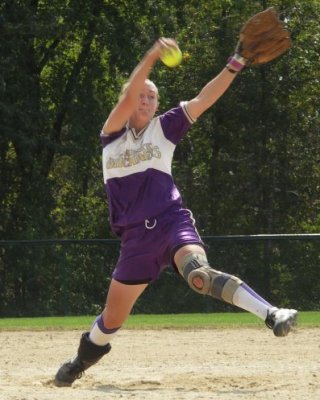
174, 244, 298, 337
90, 279, 148, 345
54, 279, 148, 387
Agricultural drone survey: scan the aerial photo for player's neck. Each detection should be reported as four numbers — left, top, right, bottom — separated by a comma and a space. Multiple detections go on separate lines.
127, 119, 150, 135
127, 122, 150, 138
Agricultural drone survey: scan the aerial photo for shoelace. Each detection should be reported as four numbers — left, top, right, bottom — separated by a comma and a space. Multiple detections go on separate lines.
67, 362, 85, 380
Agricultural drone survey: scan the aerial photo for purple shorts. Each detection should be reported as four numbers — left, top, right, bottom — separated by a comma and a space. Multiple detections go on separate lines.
112, 206, 203, 283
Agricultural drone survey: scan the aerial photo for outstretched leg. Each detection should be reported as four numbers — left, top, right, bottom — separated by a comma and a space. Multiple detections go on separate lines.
174, 244, 298, 337
54, 279, 148, 386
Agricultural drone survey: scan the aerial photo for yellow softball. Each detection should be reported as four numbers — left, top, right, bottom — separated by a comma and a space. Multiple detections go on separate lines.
161, 47, 183, 68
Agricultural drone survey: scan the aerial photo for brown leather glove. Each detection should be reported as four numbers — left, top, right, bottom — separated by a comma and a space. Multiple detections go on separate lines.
236, 7, 291, 66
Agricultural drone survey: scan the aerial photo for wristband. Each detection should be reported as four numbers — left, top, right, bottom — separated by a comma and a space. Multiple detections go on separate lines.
226, 54, 247, 73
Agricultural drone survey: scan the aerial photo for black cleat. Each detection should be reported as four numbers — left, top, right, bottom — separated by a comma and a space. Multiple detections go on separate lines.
54, 332, 111, 387
54, 357, 86, 387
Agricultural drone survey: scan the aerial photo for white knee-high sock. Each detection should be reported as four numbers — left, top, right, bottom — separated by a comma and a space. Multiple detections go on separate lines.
89, 314, 120, 346
232, 283, 274, 320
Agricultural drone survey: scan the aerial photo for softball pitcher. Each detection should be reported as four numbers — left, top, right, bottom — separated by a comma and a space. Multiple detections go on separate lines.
55, 9, 297, 387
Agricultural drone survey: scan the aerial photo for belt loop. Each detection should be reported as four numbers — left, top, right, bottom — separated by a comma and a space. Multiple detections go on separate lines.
145, 219, 157, 229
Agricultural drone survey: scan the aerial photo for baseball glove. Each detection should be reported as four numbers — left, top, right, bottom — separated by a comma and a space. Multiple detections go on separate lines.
235, 7, 291, 65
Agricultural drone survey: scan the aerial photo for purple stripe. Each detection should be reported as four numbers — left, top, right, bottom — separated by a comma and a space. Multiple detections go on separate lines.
159, 106, 191, 145
240, 283, 272, 307
97, 314, 120, 334
100, 127, 126, 147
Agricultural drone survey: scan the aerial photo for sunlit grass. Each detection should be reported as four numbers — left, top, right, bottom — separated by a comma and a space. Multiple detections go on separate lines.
0, 311, 318, 331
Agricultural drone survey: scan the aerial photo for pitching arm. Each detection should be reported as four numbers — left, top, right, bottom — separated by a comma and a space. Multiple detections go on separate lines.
102, 38, 179, 135
102, 47, 159, 135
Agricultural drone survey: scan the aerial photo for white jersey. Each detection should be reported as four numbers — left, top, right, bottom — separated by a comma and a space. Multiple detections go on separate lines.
101, 103, 195, 235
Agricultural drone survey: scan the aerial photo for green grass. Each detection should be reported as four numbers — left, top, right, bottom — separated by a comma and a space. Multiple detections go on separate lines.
0, 311, 319, 331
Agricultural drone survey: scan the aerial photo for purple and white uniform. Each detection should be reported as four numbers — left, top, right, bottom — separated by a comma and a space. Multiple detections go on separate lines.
101, 103, 203, 283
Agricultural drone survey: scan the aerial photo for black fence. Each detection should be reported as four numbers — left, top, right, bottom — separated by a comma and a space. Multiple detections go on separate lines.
0, 235, 319, 317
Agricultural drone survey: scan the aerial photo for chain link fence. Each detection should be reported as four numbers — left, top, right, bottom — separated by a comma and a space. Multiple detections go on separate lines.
0, 235, 319, 316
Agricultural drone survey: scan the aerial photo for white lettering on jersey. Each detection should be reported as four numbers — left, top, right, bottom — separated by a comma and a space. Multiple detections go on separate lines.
106, 143, 161, 169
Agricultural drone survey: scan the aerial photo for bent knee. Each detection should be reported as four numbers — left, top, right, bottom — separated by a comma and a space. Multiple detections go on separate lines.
178, 252, 243, 303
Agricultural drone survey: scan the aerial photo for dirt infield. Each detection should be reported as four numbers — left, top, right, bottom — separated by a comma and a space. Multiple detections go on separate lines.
0, 327, 319, 400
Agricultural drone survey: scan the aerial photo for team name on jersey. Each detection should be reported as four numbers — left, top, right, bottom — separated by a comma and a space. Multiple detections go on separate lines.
106, 143, 161, 169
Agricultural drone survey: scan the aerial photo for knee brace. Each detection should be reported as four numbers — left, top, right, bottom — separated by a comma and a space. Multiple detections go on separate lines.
178, 252, 243, 304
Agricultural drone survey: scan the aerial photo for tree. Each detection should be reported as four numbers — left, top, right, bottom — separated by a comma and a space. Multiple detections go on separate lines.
0, 0, 319, 315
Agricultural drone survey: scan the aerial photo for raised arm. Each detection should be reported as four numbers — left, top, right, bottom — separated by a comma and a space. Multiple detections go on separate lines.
102, 38, 179, 135
186, 7, 291, 121
185, 67, 239, 121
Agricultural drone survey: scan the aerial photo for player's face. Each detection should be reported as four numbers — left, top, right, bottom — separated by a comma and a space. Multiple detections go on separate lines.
132, 81, 158, 125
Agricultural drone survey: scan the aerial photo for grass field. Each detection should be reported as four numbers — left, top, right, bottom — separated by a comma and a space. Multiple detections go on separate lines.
0, 311, 319, 330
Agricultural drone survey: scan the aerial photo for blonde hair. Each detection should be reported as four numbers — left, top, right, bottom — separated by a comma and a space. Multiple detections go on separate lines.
120, 79, 159, 100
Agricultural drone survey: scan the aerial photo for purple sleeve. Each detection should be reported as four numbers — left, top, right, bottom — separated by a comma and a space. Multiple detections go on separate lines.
100, 127, 126, 148
159, 104, 194, 145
